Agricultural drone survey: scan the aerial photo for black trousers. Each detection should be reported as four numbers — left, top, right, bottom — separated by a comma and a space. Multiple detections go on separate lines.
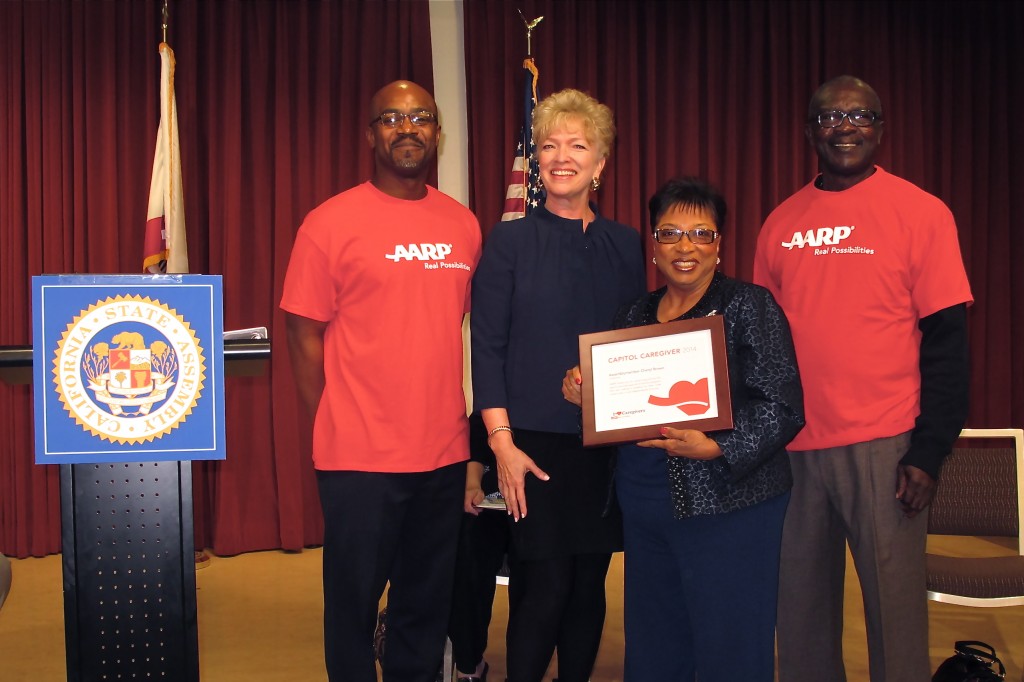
317, 462, 465, 682
505, 552, 613, 682
448, 508, 511, 672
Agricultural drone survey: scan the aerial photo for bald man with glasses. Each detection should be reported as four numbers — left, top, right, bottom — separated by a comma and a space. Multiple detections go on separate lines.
282, 80, 481, 682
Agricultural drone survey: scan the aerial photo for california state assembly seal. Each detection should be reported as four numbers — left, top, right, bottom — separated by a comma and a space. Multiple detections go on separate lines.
52, 294, 206, 445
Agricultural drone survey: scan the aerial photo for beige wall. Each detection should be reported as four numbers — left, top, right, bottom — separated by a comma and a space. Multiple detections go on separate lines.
429, 0, 474, 411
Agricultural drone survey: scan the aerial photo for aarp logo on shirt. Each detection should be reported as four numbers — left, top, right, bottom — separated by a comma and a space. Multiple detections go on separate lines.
781, 226, 854, 250
384, 243, 453, 262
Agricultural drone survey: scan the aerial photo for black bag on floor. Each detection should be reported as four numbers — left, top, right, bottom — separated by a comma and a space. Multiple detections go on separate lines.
933, 641, 1006, 681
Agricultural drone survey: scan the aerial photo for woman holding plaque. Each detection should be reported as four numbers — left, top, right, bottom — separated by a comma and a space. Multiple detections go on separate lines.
564, 177, 804, 681
471, 88, 644, 682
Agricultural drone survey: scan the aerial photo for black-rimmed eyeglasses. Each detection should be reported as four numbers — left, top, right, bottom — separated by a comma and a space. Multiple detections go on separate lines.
369, 111, 438, 128
653, 227, 719, 245
812, 109, 882, 128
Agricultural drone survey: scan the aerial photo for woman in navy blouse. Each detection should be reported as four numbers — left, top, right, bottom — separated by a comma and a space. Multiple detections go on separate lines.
470, 89, 644, 682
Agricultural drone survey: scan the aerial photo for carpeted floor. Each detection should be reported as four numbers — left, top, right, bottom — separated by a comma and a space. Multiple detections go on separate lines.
0, 537, 1021, 681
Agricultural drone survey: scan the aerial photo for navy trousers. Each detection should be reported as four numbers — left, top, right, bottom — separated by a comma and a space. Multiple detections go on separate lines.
618, 479, 788, 682
317, 462, 465, 682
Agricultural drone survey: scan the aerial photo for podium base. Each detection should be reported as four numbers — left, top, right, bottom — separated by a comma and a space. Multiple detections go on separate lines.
61, 462, 200, 682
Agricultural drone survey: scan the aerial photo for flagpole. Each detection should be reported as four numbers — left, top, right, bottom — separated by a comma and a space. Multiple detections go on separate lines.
161, 0, 169, 43
516, 9, 544, 56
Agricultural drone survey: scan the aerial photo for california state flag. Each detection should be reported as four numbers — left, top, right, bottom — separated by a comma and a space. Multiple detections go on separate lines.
143, 42, 188, 274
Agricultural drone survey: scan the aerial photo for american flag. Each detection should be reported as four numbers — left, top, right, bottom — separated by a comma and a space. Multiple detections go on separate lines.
500, 58, 544, 221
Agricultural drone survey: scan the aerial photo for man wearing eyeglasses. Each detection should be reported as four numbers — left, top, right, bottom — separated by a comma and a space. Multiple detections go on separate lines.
754, 75, 972, 682
281, 80, 482, 682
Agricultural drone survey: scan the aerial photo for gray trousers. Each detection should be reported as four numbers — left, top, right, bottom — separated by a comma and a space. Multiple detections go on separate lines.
776, 432, 931, 682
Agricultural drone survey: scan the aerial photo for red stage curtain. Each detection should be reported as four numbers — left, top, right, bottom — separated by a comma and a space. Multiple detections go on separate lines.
3, 0, 1022, 559
464, 0, 1024, 435
0, 0, 434, 558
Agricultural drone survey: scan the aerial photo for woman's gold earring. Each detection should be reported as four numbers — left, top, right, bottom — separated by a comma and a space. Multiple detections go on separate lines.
652, 257, 657, 265
591, 176, 601, 191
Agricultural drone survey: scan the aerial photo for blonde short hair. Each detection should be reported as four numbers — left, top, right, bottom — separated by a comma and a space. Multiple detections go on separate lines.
532, 88, 615, 159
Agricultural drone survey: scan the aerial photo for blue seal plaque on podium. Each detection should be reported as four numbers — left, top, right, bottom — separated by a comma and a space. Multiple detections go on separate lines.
33, 274, 226, 463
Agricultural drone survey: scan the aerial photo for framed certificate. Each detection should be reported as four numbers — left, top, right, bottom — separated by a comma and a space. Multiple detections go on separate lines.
578, 316, 733, 446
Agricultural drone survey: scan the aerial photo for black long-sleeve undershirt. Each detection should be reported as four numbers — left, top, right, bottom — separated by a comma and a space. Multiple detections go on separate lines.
900, 303, 969, 479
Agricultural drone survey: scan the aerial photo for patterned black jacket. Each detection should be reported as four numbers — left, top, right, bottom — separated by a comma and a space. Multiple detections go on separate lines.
616, 272, 805, 518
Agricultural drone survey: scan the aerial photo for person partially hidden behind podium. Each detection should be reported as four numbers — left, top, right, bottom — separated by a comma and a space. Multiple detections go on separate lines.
280, 80, 482, 682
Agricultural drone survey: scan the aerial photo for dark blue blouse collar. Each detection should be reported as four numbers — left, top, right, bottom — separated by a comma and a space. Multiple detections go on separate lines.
535, 201, 605, 231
